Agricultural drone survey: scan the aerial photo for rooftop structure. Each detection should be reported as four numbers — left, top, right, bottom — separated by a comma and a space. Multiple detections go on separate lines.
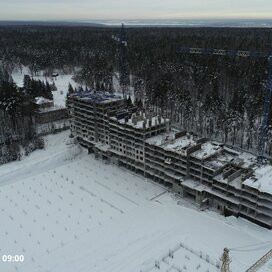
203, 159, 226, 171
190, 142, 221, 160
34, 97, 69, 136
146, 130, 207, 157
35, 96, 53, 106
244, 165, 272, 194
111, 114, 169, 130
70, 91, 123, 104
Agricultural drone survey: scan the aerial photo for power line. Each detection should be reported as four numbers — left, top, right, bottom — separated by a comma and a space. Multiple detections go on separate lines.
230, 240, 272, 251
231, 244, 272, 253
220, 241, 272, 271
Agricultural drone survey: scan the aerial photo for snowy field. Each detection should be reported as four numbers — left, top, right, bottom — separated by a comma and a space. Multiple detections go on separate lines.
12, 67, 135, 108
0, 131, 272, 272
12, 66, 80, 107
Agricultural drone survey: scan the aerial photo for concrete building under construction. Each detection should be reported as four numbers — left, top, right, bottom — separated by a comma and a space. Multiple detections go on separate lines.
68, 91, 272, 229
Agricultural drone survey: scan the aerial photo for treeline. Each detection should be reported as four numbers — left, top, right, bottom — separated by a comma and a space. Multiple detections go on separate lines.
1, 26, 272, 155
0, 26, 116, 75
23, 75, 55, 100
0, 69, 51, 164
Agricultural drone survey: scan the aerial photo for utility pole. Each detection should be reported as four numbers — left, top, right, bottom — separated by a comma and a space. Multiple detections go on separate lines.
220, 248, 231, 272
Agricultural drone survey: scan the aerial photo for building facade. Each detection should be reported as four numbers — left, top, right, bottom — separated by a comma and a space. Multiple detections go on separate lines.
68, 91, 272, 229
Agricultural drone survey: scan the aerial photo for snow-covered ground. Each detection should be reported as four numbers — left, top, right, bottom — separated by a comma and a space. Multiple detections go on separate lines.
0, 131, 271, 272
12, 67, 135, 108
12, 66, 81, 107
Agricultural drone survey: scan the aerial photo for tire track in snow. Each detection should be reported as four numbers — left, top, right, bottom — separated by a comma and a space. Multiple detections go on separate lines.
114, 192, 139, 206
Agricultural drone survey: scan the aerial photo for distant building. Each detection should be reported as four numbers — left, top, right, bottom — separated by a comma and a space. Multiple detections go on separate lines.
68, 91, 272, 229
35, 97, 54, 109
52, 73, 59, 78
35, 96, 69, 135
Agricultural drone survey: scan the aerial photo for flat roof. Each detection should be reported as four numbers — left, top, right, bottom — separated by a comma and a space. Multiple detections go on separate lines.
145, 131, 176, 146
203, 159, 226, 171
190, 142, 221, 160
38, 105, 65, 113
223, 146, 257, 168
243, 165, 272, 195
35, 96, 53, 105
112, 116, 169, 130
146, 131, 198, 154
71, 91, 123, 104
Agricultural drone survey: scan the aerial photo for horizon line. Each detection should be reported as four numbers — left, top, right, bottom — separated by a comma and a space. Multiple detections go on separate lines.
1, 18, 272, 22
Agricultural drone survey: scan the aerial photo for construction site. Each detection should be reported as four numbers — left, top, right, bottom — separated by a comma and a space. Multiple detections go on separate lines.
68, 91, 272, 230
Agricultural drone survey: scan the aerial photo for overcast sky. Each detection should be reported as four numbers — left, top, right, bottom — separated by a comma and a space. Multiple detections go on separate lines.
1, 0, 272, 21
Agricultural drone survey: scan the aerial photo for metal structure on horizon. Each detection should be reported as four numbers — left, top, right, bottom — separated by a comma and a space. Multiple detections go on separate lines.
179, 47, 272, 161
112, 24, 129, 99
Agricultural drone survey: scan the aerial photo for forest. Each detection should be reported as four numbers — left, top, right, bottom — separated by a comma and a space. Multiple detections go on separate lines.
0, 66, 55, 164
0, 25, 272, 156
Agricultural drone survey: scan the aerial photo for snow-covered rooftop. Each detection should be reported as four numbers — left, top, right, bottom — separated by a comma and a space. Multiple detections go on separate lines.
243, 165, 272, 194
71, 91, 123, 104
164, 136, 197, 153
146, 131, 198, 155
38, 105, 66, 113
190, 142, 221, 160
35, 96, 53, 105
236, 152, 257, 168
112, 115, 169, 130
223, 146, 257, 168
145, 131, 176, 146
203, 159, 226, 171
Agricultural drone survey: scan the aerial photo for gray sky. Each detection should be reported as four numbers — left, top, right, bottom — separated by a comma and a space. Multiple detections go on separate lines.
1, 0, 272, 21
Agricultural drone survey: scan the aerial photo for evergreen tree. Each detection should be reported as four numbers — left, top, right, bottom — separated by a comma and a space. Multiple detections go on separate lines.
68, 83, 74, 94
126, 96, 132, 107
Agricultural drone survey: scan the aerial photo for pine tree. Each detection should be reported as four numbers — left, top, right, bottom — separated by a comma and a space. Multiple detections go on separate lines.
126, 96, 132, 107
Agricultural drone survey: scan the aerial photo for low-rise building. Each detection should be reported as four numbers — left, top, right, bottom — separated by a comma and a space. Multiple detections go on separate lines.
35, 96, 69, 135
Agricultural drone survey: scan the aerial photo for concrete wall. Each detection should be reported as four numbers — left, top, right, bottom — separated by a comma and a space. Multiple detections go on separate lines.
35, 108, 69, 124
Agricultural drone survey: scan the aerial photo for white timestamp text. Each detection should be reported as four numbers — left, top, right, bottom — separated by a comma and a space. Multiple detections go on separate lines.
2, 255, 24, 262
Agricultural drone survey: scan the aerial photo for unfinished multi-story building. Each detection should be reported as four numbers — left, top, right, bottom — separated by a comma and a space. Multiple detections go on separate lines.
68, 91, 124, 153
145, 131, 272, 229
108, 114, 169, 175
68, 91, 272, 229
